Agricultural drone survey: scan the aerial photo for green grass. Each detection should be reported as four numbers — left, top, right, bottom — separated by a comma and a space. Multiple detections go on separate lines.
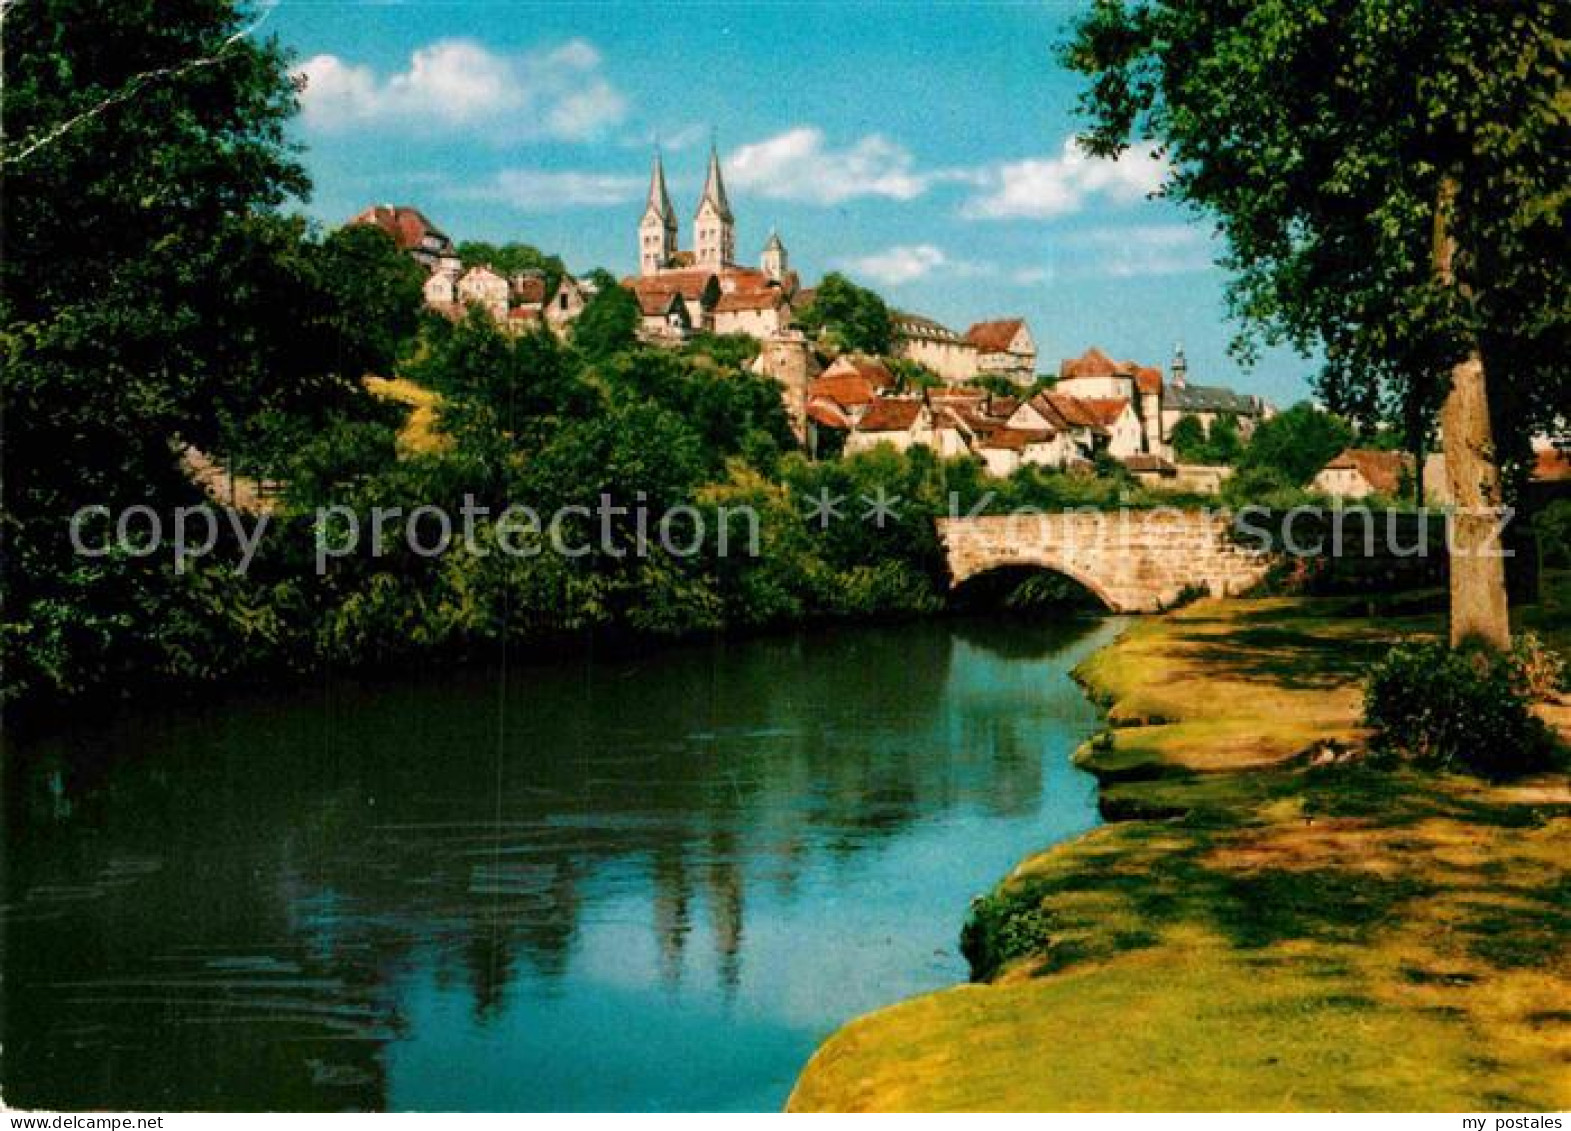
790, 589, 1571, 1112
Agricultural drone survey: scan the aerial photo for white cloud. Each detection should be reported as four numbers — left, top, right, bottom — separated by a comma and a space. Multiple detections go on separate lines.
297, 38, 626, 141
963, 139, 1168, 219
1059, 224, 1215, 278
840, 244, 946, 285
728, 128, 930, 204
448, 169, 644, 211
837, 244, 995, 286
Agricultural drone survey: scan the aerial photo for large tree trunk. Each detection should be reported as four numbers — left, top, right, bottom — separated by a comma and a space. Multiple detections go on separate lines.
1433, 173, 1511, 650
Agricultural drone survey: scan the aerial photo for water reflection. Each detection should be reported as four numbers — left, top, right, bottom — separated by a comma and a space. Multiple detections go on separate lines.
4, 616, 1122, 1111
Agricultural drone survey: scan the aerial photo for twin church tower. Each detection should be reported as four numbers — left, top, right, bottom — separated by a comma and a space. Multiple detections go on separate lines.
638, 145, 789, 282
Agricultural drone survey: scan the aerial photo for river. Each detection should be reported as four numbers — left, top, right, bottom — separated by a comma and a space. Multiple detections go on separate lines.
3, 616, 1122, 1111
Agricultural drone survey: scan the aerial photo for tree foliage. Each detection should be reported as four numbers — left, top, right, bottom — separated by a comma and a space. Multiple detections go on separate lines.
571, 282, 642, 360
455, 240, 567, 297
1169, 414, 1241, 465
2, 0, 310, 704
796, 272, 893, 355
1065, 0, 1569, 438
1236, 402, 1355, 486
1065, 0, 1570, 645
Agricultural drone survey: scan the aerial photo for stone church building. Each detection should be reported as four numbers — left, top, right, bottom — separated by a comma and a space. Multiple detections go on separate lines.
625, 146, 800, 344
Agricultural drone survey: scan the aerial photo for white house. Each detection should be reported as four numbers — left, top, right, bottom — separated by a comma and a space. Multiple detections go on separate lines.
634, 287, 692, 342
713, 288, 792, 337
892, 312, 980, 383
965, 319, 1037, 385
456, 266, 509, 321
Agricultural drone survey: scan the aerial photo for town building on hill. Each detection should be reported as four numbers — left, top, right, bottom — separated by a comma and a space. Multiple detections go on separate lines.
713, 287, 792, 337
455, 265, 509, 322
818, 354, 897, 393
355, 204, 592, 339
891, 312, 980, 383
634, 287, 692, 342
965, 319, 1037, 385
1160, 345, 1273, 439
350, 204, 458, 272
1056, 346, 1166, 457
1313, 448, 1414, 500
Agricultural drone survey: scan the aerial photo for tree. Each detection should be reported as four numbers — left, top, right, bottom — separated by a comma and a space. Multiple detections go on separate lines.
1065, 0, 1570, 649
796, 272, 893, 355
313, 222, 426, 379
572, 282, 641, 360
1237, 402, 1355, 486
2, 0, 308, 704
1167, 415, 1209, 462
1204, 415, 1242, 465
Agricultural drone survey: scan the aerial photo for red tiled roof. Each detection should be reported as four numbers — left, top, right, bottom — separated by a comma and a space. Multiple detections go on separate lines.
1076, 397, 1133, 428
1027, 392, 1111, 435
633, 289, 685, 318
1321, 448, 1412, 495
807, 399, 852, 430
350, 205, 448, 252
623, 270, 719, 303
511, 276, 548, 305
966, 318, 1027, 354
856, 398, 924, 433
715, 289, 786, 313
719, 267, 772, 292
1058, 348, 1163, 396
1059, 346, 1122, 380
981, 427, 1053, 451
809, 372, 879, 410
508, 306, 543, 323
1532, 448, 1571, 482
821, 355, 896, 390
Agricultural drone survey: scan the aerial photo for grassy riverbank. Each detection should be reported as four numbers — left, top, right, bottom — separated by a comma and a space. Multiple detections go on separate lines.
789, 586, 1570, 1111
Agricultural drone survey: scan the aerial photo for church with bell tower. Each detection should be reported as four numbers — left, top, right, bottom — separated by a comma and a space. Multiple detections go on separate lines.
627, 139, 800, 344
636, 142, 786, 281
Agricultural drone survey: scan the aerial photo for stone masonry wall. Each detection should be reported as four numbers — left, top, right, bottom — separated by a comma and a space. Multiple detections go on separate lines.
938, 511, 1276, 613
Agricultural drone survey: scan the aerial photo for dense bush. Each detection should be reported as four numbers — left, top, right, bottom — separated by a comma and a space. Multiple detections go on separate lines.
1510, 632, 1567, 699
1362, 641, 1561, 778
960, 889, 1056, 981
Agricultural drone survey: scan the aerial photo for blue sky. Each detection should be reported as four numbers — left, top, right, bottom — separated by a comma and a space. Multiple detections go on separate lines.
269, 0, 1313, 404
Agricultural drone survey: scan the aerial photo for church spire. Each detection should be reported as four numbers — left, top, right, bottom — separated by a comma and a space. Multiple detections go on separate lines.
639, 149, 678, 276
646, 149, 675, 220
694, 137, 735, 269
699, 140, 733, 222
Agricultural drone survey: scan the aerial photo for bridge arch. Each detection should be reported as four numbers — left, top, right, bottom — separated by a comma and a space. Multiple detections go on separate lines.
936, 512, 1275, 614
948, 557, 1121, 613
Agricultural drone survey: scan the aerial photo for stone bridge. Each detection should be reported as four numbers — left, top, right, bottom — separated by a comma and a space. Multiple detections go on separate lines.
938, 511, 1276, 613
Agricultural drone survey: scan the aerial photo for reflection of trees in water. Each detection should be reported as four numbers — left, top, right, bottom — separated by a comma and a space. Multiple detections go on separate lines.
652, 842, 692, 987
706, 827, 745, 996
6, 617, 1103, 1108
462, 856, 582, 1018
